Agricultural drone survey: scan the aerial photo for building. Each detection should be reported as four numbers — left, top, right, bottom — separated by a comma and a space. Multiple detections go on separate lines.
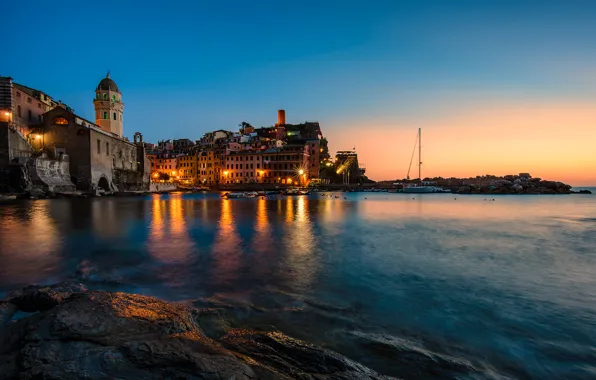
173, 138, 195, 151
335, 151, 365, 184
93, 73, 124, 137
35, 75, 149, 191
148, 153, 178, 181
177, 153, 196, 184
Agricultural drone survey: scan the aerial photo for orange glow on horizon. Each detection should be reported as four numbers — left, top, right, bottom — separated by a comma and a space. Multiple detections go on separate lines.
327, 100, 596, 186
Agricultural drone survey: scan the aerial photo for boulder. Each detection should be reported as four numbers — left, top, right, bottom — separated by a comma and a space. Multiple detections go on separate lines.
0, 285, 396, 380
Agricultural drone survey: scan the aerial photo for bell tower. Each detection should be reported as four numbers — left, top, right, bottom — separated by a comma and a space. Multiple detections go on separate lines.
93, 72, 124, 137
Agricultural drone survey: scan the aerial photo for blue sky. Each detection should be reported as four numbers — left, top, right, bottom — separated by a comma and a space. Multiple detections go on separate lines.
3, 0, 596, 182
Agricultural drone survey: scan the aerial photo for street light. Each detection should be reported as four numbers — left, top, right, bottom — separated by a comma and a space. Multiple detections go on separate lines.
298, 169, 304, 175
35, 134, 42, 139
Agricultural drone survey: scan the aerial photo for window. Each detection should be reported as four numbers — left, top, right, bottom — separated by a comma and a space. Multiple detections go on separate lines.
97, 139, 101, 154
112, 95, 116, 101
27, 97, 31, 104
113, 112, 116, 120
16, 92, 20, 98
28, 110, 32, 121
17, 105, 21, 117
37, 103, 41, 109
103, 93, 108, 100
257, 164, 260, 169
106, 142, 109, 156
240, 164, 243, 169
120, 114, 122, 121
103, 112, 108, 119
54, 117, 68, 125
250, 164, 253, 169
38, 115, 42, 123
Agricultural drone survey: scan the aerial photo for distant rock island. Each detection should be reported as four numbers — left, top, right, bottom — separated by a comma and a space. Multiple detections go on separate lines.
394, 173, 591, 194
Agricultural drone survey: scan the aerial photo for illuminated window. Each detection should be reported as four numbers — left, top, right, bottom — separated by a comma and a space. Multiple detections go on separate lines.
54, 117, 68, 125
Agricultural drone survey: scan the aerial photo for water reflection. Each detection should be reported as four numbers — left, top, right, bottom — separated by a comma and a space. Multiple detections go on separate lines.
148, 195, 194, 262
211, 199, 242, 287
281, 196, 318, 292
0, 201, 62, 287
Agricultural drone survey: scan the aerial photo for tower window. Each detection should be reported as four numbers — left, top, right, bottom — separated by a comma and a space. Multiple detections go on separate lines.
103, 112, 108, 119
112, 95, 116, 101
103, 93, 108, 100
113, 112, 116, 120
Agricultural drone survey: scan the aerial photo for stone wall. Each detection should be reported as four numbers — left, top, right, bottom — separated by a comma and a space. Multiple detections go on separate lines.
27, 154, 75, 192
149, 182, 177, 192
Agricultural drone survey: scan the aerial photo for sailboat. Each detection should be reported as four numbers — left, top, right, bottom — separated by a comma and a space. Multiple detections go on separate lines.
403, 128, 447, 193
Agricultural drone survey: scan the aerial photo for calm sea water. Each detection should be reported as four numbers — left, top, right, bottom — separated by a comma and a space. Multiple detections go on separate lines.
1, 190, 596, 379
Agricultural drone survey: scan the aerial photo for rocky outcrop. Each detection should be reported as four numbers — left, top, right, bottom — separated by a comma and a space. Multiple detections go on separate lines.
454, 175, 573, 195
0, 283, 396, 380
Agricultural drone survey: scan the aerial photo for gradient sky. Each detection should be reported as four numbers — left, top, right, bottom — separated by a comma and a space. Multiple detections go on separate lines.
3, 0, 596, 184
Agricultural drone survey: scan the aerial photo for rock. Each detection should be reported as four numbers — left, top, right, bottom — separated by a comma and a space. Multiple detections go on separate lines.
7, 282, 87, 312
28, 188, 45, 199
578, 190, 592, 194
0, 302, 17, 326
0, 285, 396, 380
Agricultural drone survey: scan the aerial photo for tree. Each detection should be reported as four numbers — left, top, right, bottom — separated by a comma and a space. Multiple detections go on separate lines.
238, 121, 253, 134
158, 172, 171, 181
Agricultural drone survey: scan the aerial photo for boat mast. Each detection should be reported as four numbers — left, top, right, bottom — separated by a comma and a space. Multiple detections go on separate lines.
418, 127, 422, 184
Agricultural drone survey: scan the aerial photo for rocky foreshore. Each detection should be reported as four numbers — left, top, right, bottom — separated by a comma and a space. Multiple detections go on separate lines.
0, 283, 396, 380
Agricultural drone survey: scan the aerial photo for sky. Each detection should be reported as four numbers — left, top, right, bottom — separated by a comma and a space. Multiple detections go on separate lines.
3, 0, 596, 185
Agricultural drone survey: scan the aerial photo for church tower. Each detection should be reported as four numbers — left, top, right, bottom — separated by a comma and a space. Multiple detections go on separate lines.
93, 73, 124, 137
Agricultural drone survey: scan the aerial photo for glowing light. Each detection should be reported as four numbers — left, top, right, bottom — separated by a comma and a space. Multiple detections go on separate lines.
299, 169, 304, 175
3, 112, 9, 116
153, 173, 159, 178
224, 171, 229, 176
287, 178, 292, 184
171, 171, 176, 175
326, 162, 331, 167
35, 134, 42, 139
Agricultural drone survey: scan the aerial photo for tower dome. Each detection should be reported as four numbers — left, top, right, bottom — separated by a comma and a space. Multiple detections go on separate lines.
93, 72, 124, 137
96, 72, 120, 92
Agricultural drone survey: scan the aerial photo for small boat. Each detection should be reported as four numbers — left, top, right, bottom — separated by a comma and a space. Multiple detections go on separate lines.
285, 188, 300, 195
224, 192, 245, 198
244, 191, 258, 198
298, 189, 311, 195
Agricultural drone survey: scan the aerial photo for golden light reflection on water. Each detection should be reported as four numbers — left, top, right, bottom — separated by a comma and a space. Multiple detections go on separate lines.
147, 195, 194, 265
281, 196, 318, 290
0, 201, 62, 285
211, 199, 242, 285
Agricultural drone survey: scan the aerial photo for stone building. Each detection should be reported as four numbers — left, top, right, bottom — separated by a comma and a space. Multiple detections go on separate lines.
38, 107, 149, 191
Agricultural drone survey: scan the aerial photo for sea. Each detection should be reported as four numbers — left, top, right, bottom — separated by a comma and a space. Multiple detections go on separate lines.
1, 189, 595, 379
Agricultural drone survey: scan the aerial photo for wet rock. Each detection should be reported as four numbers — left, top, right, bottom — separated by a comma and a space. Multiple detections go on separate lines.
0, 285, 396, 380
7, 282, 87, 312
223, 329, 394, 379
